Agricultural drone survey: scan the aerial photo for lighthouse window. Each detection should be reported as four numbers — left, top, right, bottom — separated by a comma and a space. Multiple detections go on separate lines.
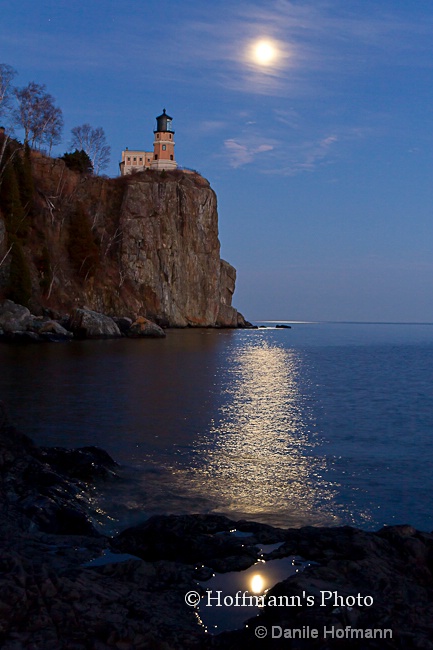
169, 134, 172, 139
162, 145, 166, 151
170, 155, 173, 160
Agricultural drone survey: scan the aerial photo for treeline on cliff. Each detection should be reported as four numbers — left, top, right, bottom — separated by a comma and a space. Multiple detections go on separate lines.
0, 140, 34, 306
0, 62, 111, 171
0, 62, 119, 311
0, 134, 125, 313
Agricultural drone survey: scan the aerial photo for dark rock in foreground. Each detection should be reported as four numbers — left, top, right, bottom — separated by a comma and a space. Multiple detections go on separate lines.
112, 513, 282, 571
1, 402, 432, 648
0, 402, 113, 537
36, 445, 119, 482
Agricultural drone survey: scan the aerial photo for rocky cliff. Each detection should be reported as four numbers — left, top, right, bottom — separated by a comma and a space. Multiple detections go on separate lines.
118, 172, 237, 326
0, 146, 243, 327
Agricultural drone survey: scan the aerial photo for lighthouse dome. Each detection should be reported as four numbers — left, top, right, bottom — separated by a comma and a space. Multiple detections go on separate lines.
154, 108, 174, 133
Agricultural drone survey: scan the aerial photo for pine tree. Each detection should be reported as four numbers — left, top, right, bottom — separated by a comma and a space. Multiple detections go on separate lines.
15, 144, 34, 217
61, 149, 93, 174
8, 236, 32, 306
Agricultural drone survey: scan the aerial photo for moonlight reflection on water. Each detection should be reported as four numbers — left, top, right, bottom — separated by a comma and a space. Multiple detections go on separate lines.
5, 324, 429, 531
168, 338, 340, 527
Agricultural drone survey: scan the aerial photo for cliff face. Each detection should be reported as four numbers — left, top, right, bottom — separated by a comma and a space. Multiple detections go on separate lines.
118, 174, 237, 326
0, 151, 241, 327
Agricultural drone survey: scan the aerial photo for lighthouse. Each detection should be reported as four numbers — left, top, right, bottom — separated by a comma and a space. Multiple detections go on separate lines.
150, 109, 177, 170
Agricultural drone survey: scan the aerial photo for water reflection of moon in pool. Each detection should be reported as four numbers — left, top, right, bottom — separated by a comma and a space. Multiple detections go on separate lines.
250, 573, 265, 594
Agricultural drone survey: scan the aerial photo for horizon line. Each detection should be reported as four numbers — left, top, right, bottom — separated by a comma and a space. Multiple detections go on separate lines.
254, 320, 433, 326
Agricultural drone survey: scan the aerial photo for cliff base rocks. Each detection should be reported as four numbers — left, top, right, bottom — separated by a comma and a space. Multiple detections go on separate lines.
0, 301, 169, 342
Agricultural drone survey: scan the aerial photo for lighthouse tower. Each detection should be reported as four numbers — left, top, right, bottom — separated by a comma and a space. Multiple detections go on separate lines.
150, 109, 177, 170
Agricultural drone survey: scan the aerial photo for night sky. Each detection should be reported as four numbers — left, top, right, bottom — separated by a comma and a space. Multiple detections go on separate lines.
2, 0, 432, 322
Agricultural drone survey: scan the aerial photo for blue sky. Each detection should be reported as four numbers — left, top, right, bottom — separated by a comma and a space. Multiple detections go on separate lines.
1, 0, 433, 321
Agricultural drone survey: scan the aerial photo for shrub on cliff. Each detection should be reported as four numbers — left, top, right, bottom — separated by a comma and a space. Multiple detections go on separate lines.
67, 204, 99, 279
61, 149, 93, 174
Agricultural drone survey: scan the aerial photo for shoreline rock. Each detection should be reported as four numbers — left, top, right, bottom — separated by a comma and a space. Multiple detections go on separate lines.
0, 300, 255, 344
0, 299, 33, 332
1, 403, 431, 648
127, 315, 166, 338
68, 307, 121, 339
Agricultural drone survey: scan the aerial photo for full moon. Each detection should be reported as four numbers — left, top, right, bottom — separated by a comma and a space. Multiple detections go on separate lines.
252, 40, 277, 66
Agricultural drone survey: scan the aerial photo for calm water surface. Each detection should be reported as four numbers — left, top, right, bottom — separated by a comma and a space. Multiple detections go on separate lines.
1, 322, 433, 532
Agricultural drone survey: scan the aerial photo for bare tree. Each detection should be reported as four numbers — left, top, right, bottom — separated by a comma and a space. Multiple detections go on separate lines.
0, 243, 13, 269
0, 65, 18, 191
42, 105, 63, 154
0, 125, 19, 190
13, 82, 63, 149
0, 63, 16, 120
70, 124, 110, 174
46, 261, 60, 299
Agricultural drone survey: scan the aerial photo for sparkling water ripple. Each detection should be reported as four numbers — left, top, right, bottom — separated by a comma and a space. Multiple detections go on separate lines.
1, 322, 432, 532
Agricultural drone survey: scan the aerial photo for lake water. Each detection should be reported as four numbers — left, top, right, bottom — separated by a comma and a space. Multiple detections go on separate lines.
1, 322, 433, 533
